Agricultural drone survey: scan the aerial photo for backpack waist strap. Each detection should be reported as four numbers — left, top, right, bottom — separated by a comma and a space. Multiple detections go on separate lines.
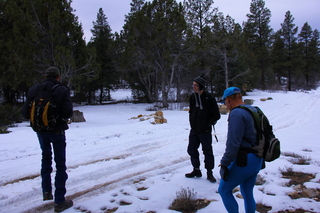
239, 147, 257, 154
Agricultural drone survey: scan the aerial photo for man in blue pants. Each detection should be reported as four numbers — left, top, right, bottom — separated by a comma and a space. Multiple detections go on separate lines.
218, 87, 263, 213
21, 67, 73, 212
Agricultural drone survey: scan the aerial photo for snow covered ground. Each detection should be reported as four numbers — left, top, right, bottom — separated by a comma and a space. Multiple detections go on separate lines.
1, 88, 320, 213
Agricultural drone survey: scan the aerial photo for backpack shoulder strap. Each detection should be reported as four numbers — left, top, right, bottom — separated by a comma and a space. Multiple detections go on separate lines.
236, 105, 262, 128
253, 106, 272, 131
52, 83, 60, 91
236, 105, 263, 145
36, 82, 59, 91
33, 83, 60, 101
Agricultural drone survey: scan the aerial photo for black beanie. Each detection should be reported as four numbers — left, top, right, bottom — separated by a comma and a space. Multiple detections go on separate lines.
194, 76, 206, 90
45, 67, 60, 78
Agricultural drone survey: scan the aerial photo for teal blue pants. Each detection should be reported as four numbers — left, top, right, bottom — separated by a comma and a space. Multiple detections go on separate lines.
218, 153, 263, 213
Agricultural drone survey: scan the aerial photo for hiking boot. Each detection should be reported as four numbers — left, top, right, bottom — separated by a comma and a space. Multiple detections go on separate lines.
54, 200, 73, 212
207, 171, 216, 183
43, 191, 53, 201
185, 168, 202, 178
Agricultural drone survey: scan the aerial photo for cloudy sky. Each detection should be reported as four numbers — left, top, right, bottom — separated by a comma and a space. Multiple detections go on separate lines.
71, 0, 320, 42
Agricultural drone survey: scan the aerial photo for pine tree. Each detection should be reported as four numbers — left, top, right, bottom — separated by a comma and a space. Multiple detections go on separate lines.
90, 8, 116, 103
0, 0, 96, 103
121, 0, 187, 106
271, 31, 287, 86
280, 11, 299, 91
243, 0, 273, 89
121, 0, 154, 102
309, 30, 320, 84
183, 0, 217, 74
310, 29, 320, 81
298, 22, 317, 88
0, 0, 37, 103
211, 13, 248, 93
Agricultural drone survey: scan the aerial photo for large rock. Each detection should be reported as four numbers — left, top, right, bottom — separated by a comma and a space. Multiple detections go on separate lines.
71, 110, 86, 122
244, 99, 254, 105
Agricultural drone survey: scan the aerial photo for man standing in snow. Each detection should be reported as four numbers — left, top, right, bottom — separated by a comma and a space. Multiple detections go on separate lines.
218, 87, 263, 213
185, 75, 221, 183
21, 67, 73, 212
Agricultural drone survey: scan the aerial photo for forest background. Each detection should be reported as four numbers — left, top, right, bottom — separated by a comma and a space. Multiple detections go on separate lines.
0, 0, 319, 108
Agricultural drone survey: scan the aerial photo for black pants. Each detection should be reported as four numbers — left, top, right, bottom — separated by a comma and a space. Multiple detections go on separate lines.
37, 131, 68, 204
187, 130, 214, 170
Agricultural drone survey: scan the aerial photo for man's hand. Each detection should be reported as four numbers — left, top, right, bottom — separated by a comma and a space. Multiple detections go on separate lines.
219, 165, 229, 181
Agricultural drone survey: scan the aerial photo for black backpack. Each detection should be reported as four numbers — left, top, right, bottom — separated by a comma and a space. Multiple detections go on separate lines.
237, 105, 281, 162
29, 83, 60, 132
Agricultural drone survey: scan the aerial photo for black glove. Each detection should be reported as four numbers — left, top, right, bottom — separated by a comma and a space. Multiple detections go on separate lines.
220, 165, 229, 181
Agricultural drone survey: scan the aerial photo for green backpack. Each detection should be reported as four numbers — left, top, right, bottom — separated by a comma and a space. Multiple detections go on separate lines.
237, 105, 281, 162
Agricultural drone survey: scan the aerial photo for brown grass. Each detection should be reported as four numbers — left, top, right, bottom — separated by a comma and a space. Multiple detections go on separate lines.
169, 188, 212, 213
282, 151, 312, 165
279, 167, 315, 186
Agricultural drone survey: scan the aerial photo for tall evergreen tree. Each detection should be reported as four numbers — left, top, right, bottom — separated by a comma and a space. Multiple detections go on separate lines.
122, 0, 187, 107
243, 0, 273, 89
183, 0, 216, 38
280, 11, 299, 91
309, 29, 320, 84
183, 0, 217, 76
1, 0, 96, 103
271, 31, 287, 86
298, 22, 317, 88
0, 0, 37, 103
151, 0, 187, 107
89, 8, 116, 103
211, 13, 247, 93
310, 29, 320, 85
121, 0, 155, 102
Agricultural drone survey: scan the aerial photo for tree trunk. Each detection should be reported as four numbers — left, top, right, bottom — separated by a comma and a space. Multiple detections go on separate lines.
224, 52, 229, 89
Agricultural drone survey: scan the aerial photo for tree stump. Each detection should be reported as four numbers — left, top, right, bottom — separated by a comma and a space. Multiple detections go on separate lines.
71, 110, 86, 122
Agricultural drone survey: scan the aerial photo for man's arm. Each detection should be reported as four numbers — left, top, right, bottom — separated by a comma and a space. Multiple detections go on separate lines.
209, 95, 221, 125
20, 86, 37, 119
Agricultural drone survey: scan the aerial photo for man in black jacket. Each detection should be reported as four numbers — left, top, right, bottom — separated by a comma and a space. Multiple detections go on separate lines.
21, 67, 73, 212
185, 75, 221, 183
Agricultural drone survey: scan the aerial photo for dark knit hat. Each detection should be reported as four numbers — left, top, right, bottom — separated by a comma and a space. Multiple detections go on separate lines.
193, 76, 206, 90
45, 67, 60, 78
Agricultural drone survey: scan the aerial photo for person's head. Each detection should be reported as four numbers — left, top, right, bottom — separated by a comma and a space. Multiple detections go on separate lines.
222, 87, 243, 110
45, 67, 60, 79
193, 75, 206, 93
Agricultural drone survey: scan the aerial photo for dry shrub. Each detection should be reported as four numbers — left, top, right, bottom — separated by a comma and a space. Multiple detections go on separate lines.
100, 206, 118, 213
0, 105, 24, 134
302, 148, 312, 152
256, 203, 272, 213
119, 200, 132, 206
279, 166, 315, 186
282, 151, 312, 165
288, 156, 312, 165
169, 188, 212, 213
169, 188, 197, 213
255, 174, 266, 185
277, 209, 317, 213
282, 152, 303, 158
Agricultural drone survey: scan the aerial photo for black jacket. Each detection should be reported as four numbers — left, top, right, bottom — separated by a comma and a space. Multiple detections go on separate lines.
21, 78, 73, 132
189, 91, 221, 133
